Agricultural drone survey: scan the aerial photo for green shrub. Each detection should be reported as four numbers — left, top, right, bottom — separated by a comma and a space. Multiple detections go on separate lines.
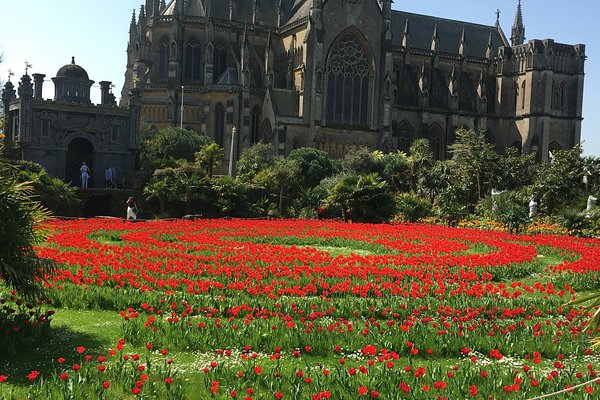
394, 193, 432, 222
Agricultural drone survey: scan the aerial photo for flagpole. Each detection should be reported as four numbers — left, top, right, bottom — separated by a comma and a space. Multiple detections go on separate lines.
180, 85, 184, 129
229, 126, 237, 177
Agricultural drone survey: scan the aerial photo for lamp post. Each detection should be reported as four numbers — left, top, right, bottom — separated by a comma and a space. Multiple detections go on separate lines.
229, 125, 237, 176
180, 86, 184, 129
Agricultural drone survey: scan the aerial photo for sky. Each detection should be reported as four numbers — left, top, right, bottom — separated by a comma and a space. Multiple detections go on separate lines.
1, 0, 597, 155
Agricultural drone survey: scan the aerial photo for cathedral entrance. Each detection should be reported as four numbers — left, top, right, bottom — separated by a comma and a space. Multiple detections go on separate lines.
66, 137, 94, 187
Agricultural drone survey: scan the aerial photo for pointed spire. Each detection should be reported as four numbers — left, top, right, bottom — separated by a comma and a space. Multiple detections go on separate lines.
130, 9, 137, 29
402, 18, 410, 48
448, 64, 457, 96
266, 29, 272, 54
252, 0, 258, 25
511, 0, 525, 46
383, 0, 392, 20
486, 30, 494, 59
477, 68, 487, 101
145, 0, 153, 17
419, 61, 428, 94
431, 23, 439, 52
138, 5, 147, 31
242, 24, 249, 47
229, 0, 234, 21
265, 29, 274, 87
459, 25, 466, 56
206, 0, 212, 19
278, 0, 284, 26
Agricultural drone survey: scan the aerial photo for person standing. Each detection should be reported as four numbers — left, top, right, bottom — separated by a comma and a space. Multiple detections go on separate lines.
105, 167, 113, 189
126, 196, 138, 220
80, 162, 90, 188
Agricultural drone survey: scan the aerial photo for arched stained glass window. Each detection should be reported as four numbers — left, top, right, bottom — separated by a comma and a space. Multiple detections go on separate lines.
428, 124, 445, 160
391, 120, 414, 152
326, 31, 371, 126
159, 43, 169, 79
213, 44, 227, 83
184, 42, 201, 81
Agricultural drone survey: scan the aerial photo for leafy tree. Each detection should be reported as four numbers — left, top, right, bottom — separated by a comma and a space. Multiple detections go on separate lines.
487, 191, 530, 234
395, 193, 432, 222
495, 147, 536, 191
144, 162, 213, 216
0, 159, 80, 216
0, 161, 54, 299
434, 183, 470, 226
236, 143, 276, 182
287, 147, 336, 189
380, 151, 410, 192
255, 157, 301, 216
417, 160, 452, 202
325, 173, 395, 223
210, 176, 254, 217
447, 128, 500, 203
528, 145, 584, 214
407, 139, 434, 192
554, 208, 588, 236
195, 142, 224, 178
140, 127, 211, 172
341, 146, 383, 175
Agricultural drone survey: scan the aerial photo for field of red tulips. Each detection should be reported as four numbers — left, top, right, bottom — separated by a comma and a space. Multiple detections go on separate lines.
2, 218, 600, 399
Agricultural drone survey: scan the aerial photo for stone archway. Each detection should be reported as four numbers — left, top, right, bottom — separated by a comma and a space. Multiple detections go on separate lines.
66, 137, 94, 187
260, 119, 273, 144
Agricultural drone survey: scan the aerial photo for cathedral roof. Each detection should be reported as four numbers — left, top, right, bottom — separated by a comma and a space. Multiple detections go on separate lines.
391, 11, 509, 58
270, 88, 299, 117
215, 67, 239, 85
56, 57, 90, 80
285, 0, 311, 25
210, 0, 279, 26
162, 0, 205, 17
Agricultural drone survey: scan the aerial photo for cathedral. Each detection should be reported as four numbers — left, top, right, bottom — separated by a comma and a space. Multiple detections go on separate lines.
123, 0, 585, 164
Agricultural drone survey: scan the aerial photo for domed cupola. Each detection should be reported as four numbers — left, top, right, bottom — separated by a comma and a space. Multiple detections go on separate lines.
52, 57, 94, 103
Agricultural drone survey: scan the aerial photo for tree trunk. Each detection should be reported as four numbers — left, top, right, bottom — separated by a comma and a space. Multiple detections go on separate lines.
279, 185, 284, 216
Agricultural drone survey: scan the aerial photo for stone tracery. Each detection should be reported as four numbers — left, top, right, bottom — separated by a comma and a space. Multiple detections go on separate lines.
326, 31, 371, 126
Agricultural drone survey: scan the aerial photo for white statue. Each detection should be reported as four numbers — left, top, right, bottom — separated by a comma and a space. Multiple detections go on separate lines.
528, 198, 538, 218
586, 195, 597, 212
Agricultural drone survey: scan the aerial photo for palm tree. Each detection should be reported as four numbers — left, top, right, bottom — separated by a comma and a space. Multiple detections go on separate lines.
0, 161, 54, 299
195, 142, 224, 178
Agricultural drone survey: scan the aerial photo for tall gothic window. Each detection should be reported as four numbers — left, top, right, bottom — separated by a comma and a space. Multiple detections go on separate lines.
159, 43, 169, 79
428, 124, 445, 160
395, 67, 418, 106
326, 31, 371, 126
512, 83, 519, 111
213, 44, 227, 83
521, 81, 526, 109
215, 103, 225, 147
459, 73, 475, 112
391, 120, 414, 152
184, 42, 201, 81
260, 119, 273, 144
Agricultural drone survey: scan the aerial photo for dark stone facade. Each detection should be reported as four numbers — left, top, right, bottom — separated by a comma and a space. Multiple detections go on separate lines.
2, 58, 141, 188
121, 0, 584, 163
